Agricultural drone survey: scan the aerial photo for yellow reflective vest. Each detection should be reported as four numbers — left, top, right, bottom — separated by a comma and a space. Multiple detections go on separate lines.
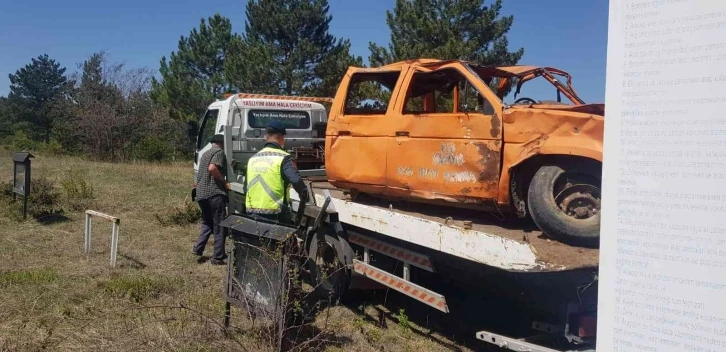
245, 147, 290, 214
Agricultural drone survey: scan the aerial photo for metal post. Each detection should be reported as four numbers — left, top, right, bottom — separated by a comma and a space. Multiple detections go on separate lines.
224, 245, 234, 329
403, 263, 410, 281
84, 213, 91, 255
22, 195, 28, 221
12, 162, 16, 199
88, 217, 93, 253
24, 159, 30, 221
110, 220, 119, 268
364, 247, 370, 263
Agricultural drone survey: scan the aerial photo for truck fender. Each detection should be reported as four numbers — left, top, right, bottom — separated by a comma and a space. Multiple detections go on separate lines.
509, 136, 602, 170
537, 144, 602, 163
499, 137, 602, 206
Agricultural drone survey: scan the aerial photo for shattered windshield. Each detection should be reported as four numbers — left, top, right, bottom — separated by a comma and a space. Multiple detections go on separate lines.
507, 73, 577, 106
468, 65, 584, 106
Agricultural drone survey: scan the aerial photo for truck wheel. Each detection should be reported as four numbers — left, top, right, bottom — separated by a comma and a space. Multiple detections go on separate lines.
308, 233, 349, 302
527, 164, 601, 247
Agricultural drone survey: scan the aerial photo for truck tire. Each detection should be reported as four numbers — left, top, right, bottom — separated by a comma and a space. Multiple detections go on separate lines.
308, 233, 349, 302
527, 163, 601, 247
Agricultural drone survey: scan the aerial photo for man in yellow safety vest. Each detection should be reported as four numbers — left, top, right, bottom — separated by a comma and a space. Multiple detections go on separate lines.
245, 120, 308, 223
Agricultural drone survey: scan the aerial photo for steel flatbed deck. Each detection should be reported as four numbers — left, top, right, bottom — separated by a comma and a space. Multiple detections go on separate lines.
288, 174, 599, 273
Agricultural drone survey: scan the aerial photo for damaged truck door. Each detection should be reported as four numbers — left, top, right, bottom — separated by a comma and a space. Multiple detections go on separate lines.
386, 63, 503, 202
326, 68, 404, 194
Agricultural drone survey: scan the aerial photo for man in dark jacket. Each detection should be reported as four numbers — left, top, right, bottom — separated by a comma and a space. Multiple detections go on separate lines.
192, 134, 230, 265
245, 120, 308, 224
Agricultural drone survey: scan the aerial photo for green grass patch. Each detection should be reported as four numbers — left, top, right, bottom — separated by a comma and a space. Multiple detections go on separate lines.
0, 268, 60, 287
100, 273, 182, 302
155, 200, 201, 226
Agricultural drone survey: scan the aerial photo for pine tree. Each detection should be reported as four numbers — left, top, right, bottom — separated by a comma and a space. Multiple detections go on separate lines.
151, 14, 239, 121
225, 0, 362, 97
368, 0, 524, 67
7, 54, 72, 143
0, 97, 13, 139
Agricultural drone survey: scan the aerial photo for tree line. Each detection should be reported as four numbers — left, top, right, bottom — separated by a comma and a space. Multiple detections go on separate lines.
0, 0, 524, 162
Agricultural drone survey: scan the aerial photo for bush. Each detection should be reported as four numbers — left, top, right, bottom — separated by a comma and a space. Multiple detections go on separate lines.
155, 200, 201, 227
25, 176, 64, 220
5, 131, 65, 155
0, 176, 64, 221
60, 170, 95, 211
0, 180, 12, 199
132, 137, 174, 162
11, 130, 35, 151
42, 139, 64, 155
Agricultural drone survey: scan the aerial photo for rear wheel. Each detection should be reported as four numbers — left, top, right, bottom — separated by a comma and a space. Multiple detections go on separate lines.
527, 163, 601, 247
308, 233, 349, 302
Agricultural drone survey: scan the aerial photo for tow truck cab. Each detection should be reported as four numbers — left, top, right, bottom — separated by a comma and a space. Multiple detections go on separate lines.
191, 94, 329, 185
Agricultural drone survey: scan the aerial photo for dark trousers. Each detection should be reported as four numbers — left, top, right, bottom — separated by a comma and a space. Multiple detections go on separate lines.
193, 194, 228, 260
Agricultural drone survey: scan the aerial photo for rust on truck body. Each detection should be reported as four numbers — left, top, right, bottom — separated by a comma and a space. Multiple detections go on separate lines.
325, 59, 603, 210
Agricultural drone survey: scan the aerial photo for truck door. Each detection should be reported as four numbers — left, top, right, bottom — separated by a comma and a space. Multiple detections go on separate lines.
325, 69, 404, 193
194, 107, 221, 174
385, 64, 504, 201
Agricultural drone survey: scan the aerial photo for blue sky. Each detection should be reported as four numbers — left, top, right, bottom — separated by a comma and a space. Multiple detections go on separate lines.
0, 0, 608, 103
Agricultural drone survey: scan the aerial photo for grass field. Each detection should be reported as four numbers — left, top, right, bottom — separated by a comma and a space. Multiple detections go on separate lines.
0, 150, 474, 352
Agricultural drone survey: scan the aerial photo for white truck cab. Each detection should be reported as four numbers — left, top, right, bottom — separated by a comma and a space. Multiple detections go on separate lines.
191, 93, 329, 185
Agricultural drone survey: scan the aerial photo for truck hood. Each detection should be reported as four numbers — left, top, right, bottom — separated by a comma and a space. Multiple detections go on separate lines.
506, 103, 604, 117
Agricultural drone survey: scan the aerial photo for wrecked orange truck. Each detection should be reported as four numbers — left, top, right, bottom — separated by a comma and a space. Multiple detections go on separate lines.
324, 59, 603, 246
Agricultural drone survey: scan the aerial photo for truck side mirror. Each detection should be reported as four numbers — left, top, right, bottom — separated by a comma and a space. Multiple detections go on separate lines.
187, 121, 198, 143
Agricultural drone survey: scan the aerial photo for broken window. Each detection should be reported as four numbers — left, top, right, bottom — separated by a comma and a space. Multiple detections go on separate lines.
344, 71, 400, 115
458, 80, 495, 115
506, 74, 577, 105
403, 69, 494, 115
469, 65, 582, 106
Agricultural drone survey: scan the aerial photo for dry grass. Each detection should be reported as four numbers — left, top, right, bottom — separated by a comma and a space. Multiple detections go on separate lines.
0, 150, 470, 352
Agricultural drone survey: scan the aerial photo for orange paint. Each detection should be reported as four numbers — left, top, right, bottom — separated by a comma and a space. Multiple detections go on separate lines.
325, 59, 603, 212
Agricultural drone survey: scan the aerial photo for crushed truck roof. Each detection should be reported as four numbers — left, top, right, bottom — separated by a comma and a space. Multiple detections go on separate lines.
354, 59, 587, 105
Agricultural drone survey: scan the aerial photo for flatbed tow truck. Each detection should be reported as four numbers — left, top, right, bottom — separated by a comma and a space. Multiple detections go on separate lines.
194, 60, 601, 351
220, 172, 598, 351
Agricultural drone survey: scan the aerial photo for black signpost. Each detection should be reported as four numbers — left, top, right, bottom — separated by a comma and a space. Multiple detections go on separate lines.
12, 152, 34, 220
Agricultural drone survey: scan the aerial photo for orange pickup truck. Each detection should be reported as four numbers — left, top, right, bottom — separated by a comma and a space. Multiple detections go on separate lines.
323, 59, 604, 247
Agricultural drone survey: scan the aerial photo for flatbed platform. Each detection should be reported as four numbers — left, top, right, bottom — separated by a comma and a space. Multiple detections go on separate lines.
289, 177, 599, 272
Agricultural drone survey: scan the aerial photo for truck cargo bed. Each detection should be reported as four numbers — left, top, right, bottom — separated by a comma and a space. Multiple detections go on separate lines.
290, 177, 599, 272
